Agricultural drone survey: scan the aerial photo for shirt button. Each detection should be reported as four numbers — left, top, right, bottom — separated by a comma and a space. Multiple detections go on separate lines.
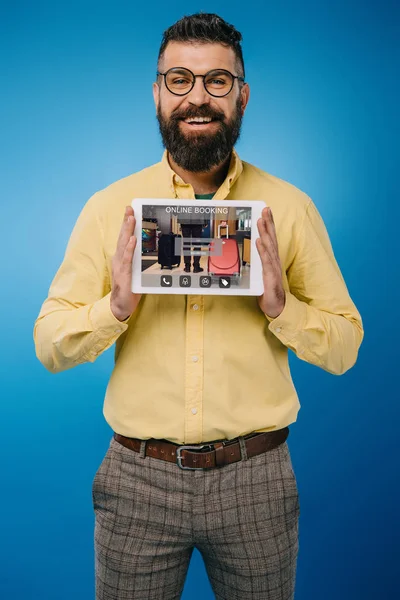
192, 304, 199, 311
191, 408, 198, 415
192, 356, 199, 362
275, 327, 282, 333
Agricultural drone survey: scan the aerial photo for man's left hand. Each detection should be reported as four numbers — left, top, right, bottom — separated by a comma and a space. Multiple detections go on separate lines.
255, 206, 286, 319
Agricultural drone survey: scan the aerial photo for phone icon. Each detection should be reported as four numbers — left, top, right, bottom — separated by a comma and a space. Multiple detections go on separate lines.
161, 275, 173, 287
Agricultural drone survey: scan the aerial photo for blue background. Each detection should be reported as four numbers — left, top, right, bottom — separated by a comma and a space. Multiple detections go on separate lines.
1, 0, 397, 598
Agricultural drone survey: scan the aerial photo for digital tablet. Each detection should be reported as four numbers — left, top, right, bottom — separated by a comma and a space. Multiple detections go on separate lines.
131, 198, 266, 295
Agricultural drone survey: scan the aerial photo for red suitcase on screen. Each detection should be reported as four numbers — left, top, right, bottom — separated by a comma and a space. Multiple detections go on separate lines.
208, 223, 241, 278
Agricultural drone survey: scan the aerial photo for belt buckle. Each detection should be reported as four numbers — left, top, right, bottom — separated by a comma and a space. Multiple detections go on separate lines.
176, 444, 212, 470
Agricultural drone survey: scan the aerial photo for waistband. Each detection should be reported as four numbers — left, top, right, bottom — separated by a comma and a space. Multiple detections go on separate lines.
113, 427, 289, 470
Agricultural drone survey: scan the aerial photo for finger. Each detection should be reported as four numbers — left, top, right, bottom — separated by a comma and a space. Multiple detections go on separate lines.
256, 237, 273, 267
116, 212, 136, 261
261, 232, 281, 271
256, 238, 282, 284
261, 206, 269, 219
260, 207, 276, 235
257, 217, 273, 251
119, 206, 135, 239
264, 207, 278, 241
121, 235, 137, 272
258, 212, 279, 256
257, 216, 268, 240
256, 232, 278, 268
115, 207, 131, 256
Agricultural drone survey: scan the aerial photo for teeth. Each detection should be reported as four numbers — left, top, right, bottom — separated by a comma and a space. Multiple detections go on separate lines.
184, 117, 212, 123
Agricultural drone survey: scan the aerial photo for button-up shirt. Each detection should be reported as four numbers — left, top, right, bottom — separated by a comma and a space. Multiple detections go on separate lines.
33, 149, 364, 444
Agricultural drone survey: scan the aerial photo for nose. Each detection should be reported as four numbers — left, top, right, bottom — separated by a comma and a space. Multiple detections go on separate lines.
186, 75, 210, 106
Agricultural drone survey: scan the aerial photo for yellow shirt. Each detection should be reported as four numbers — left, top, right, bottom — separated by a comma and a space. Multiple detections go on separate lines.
33, 149, 364, 444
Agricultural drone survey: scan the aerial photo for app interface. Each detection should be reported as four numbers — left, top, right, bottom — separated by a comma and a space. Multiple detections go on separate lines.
141, 204, 252, 289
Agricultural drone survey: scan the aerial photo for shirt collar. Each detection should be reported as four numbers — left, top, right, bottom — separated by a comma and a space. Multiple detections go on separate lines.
161, 148, 243, 199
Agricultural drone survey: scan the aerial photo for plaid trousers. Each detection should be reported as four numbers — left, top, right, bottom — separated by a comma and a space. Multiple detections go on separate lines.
92, 433, 300, 600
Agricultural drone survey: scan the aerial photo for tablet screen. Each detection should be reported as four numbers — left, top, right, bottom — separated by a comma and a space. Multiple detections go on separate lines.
140, 202, 253, 290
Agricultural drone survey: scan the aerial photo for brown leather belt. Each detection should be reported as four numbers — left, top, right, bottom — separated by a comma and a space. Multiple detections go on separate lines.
113, 427, 289, 470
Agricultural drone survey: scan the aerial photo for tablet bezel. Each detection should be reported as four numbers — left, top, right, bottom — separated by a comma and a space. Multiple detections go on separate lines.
131, 198, 266, 296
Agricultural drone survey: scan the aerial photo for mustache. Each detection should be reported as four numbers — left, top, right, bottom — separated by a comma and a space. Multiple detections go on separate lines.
169, 106, 225, 121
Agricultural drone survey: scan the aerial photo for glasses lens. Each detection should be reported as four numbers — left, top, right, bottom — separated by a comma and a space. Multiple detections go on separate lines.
204, 70, 233, 96
165, 68, 194, 94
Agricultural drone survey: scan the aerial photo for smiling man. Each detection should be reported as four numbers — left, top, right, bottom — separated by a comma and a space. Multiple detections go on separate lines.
155, 40, 246, 177
34, 12, 364, 600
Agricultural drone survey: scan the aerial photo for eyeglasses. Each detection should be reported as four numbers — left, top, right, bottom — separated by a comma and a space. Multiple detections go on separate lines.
156, 67, 245, 98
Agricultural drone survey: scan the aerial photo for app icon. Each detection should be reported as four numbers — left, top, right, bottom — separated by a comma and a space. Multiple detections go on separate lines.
219, 277, 231, 289
179, 275, 191, 287
199, 276, 212, 288
161, 275, 173, 287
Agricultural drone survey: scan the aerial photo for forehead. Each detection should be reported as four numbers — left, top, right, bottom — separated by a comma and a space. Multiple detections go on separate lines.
161, 41, 237, 73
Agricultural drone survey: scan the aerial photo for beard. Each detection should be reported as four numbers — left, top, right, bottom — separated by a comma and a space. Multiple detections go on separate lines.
156, 95, 243, 172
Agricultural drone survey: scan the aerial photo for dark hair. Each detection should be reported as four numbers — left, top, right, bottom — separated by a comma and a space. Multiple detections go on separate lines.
157, 12, 245, 79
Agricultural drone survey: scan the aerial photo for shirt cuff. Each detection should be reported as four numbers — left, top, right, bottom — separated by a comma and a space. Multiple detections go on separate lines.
89, 292, 130, 335
264, 290, 307, 340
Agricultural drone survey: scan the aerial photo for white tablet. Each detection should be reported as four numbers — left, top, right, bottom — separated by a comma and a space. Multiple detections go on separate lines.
131, 198, 266, 295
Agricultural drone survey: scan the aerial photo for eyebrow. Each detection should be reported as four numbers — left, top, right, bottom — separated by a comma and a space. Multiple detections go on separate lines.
164, 67, 233, 75
168, 68, 191, 75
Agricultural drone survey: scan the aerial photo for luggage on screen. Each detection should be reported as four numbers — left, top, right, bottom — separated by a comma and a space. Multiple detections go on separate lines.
158, 233, 181, 269
208, 224, 241, 278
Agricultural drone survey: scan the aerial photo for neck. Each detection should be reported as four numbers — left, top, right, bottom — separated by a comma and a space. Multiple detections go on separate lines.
167, 152, 231, 195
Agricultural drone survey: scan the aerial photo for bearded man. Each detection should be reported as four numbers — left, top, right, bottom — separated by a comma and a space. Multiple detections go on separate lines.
34, 12, 364, 600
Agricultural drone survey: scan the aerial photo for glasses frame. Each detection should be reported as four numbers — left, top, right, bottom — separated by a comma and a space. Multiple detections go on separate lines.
156, 67, 245, 98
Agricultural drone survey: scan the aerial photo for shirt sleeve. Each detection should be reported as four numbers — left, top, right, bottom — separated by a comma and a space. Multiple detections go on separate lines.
33, 194, 129, 373
264, 197, 364, 375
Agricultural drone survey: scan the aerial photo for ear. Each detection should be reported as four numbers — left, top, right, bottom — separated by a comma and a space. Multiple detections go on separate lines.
153, 81, 160, 109
240, 82, 250, 115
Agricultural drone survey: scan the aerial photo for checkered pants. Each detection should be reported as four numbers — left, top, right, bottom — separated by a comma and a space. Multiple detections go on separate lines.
92, 434, 300, 600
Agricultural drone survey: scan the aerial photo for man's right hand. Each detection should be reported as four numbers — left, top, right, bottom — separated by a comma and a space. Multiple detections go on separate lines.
110, 205, 142, 322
